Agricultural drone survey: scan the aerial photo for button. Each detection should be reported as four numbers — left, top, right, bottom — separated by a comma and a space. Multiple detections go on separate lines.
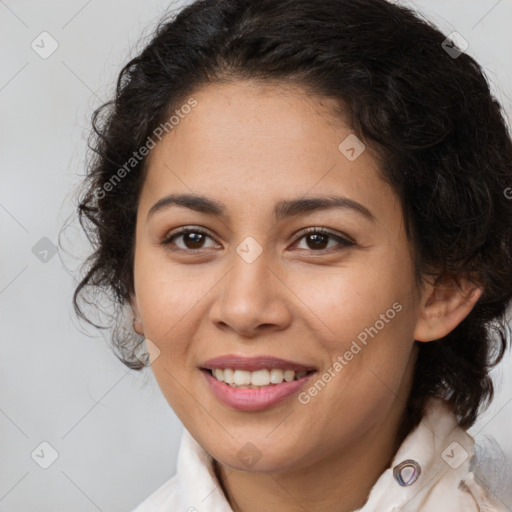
393, 459, 421, 487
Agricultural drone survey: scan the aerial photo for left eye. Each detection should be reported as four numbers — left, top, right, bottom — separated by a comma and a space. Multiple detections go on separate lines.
293, 228, 354, 251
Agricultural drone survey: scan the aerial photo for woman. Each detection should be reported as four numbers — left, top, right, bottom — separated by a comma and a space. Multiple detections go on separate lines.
73, 0, 512, 510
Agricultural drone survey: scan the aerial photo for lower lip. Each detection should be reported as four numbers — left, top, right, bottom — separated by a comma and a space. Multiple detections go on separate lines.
201, 369, 315, 412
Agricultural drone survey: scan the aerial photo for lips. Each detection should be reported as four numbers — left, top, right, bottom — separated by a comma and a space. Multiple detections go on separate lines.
200, 354, 317, 372
199, 354, 317, 411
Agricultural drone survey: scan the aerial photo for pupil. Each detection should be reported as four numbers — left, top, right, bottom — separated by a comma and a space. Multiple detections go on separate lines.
186, 233, 204, 248
308, 233, 328, 249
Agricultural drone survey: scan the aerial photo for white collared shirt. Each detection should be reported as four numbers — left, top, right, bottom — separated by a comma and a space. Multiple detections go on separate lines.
131, 399, 509, 511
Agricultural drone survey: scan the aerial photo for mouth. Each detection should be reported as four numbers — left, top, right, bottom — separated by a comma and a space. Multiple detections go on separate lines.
199, 359, 317, 411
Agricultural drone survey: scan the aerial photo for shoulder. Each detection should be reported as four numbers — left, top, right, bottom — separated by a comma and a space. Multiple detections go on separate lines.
360, 398, 509, 512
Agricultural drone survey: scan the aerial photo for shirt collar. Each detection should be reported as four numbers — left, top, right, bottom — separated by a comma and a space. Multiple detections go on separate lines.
356, 398, 476, 511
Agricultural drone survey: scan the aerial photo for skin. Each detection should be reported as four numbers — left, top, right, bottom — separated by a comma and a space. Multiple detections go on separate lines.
131, 80, 481, 512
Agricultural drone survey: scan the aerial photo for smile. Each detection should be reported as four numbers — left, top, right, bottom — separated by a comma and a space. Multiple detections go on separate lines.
209, 368, 312, 387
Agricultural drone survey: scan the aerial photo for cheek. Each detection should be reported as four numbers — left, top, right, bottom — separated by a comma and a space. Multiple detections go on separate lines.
288, 255, 413, 349
134, 237, 202, 304
132, 248, 198, 345
290, 245, 418, 399
301, 305, 417, 432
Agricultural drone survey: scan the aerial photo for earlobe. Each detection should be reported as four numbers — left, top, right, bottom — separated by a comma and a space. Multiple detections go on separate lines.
129, 295, 144, 335
413, 276, 483, 342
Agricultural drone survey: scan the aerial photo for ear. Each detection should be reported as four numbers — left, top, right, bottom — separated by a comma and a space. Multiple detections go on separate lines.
413, 274, 483, 342
129, 294, 144, 335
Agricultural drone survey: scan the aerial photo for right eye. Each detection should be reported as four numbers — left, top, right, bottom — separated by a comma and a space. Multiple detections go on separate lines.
161, 227, 221, 251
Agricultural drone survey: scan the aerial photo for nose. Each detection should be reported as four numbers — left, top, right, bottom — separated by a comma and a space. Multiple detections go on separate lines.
208, 249, 292, 339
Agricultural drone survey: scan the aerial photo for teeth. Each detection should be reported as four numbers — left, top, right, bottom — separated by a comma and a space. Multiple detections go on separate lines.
233, 369, 252, 386
223, 368, 234, 384
251, 369, 270, 386
284, 370, 295, 382
270, 369, 284, 384
210, 368, 311, 387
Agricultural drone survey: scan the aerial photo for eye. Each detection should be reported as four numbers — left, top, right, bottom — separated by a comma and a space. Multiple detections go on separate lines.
292, 227, 355, 252
161, 227, 220, 251
161, 226, 355, 253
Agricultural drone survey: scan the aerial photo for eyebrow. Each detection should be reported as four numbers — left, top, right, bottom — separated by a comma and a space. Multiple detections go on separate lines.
147, 193, 375, 222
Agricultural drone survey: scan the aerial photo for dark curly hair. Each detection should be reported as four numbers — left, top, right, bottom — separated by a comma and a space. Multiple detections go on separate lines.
73, 0, 512, 442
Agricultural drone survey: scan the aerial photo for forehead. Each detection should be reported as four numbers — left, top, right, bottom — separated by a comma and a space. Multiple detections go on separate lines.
163, 80, 348, 159
140, 80, 398, 222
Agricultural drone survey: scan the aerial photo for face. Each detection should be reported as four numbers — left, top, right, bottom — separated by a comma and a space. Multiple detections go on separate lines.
132, 80, 425, 472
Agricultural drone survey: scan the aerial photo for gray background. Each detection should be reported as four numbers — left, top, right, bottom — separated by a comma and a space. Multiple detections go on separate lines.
1, 1, 511, 511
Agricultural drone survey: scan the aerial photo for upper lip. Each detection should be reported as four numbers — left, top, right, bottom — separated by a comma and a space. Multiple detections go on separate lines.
201, 355, 317, 372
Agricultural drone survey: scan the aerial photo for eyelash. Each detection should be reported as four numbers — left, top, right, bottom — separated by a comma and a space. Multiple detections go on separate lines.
160, 226, 355, 253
